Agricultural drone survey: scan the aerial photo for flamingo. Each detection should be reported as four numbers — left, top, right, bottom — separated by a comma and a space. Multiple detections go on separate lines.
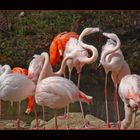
34, 54, 93, 129
50, 32, 79, 66
99, 32, 131, 128
49, 28, 99, 121
0, 64, 2, 118
27, 52, 73, 89
118, 74, 140, 129
0, 64, 35, 129
28, 52, 92, 129
0, 64, 2, 75
12, 67, 34, 115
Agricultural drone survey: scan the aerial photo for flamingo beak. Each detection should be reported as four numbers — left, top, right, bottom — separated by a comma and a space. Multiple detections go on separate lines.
59, 50, 63, 56
96, 63, 102, 71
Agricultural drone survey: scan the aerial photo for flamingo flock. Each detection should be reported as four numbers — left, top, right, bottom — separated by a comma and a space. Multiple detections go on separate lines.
0, 27, 139, 130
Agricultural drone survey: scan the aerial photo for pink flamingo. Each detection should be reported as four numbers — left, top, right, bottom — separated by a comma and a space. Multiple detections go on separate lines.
11, 67, 34, 115
0, 64, 35, 129
34, 55, 93, 129
118, 74, 140, 129
99, 32, 131, 128
29, 52, 92, 129
28, 52, 89, 129
0, 64, 2, 118
50, 28, 99, 121
35, 76, 92, 130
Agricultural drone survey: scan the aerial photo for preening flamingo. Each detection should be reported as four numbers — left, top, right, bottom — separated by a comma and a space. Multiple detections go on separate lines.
0, 65, 35, 129
50, 32, 79, 66
12, 67, 34, 115
49, 28, 99, 122
118, 74, 140, 129
99, 32, 131, 128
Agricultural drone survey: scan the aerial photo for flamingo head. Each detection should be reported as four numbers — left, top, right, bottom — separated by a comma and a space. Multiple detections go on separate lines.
28, 54, 43, 83
103, 32, 118, 41
126, 92, 140, 109
79, 92, 93, 105
82, 27, 100, 36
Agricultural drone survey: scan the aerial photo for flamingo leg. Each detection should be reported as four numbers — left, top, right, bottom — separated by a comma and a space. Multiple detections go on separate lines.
16, 101, 21, 129
0, 99, 1, 119
54, 109, 58, 130
33, 97, 38, 129
77, 72, 87, 128
65, 104, 70, 129
42, 104, 45, 130
104, 74, 110, 128
114, 83, 120, 129
58, 70, 72, 120
11, 101, 14, 109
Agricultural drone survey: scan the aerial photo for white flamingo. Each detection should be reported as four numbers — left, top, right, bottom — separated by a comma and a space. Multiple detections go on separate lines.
34, 55, 93, 129
49, 28, 99, 121
99, 32, 131, 128
64, 27, 99, 121
0, 64, 35, 129
118, 74, 140, 129
0, 64, 3, 118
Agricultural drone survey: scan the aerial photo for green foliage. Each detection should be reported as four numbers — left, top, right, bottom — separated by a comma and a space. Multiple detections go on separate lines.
0, 10, 140, 73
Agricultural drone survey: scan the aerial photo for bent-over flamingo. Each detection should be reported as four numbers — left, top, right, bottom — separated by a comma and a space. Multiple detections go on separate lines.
118, 74, 140, 129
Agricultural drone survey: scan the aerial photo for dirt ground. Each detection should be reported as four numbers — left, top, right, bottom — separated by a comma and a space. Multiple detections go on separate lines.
0, 112, 140, 130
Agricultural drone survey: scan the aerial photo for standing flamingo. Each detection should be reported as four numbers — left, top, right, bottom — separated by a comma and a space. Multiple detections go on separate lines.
28, 52, 91, 129
118, 74, 140, 129
0, 64, 3, 118
34, 66, 93, 129
0, 64, 35, 129
99, 32, 131, 128
12, 67, 34, 115
49, 28, 99, 121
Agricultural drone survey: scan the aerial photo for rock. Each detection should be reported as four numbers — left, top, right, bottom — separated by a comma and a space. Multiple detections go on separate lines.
0, 120, 28, 130
30, 112, 107, 130
30, 119, 47, 128
85, 114, 106, 128
129, 109, 140, 129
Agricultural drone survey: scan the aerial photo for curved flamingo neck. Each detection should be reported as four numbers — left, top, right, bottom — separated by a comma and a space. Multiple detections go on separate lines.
1, 65, 11, 76
37, 52, 73, 83
54, 55, 73, 76
78, 28, 99, 64
101, 34, 121, 68
37, 52, 53, 83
